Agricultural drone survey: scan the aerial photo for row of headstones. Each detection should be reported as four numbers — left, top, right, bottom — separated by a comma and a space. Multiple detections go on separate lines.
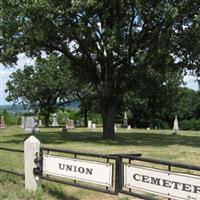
0, 116, 6, 128
52, 113, 75, 129
21, 114, 59, 130
50, 113, 75, 129
87, 120, 132, 131
21, 114, 75, 131
87, 116, 179, 134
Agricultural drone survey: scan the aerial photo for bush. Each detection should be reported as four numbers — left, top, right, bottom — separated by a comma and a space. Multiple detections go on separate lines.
0, 111, 20, 126
179, 119, 200, 131
57, 109, 80, 125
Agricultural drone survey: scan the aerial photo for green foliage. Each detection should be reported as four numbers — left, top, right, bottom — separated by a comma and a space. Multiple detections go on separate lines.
5, 55, 76, 126
0, 110, 20, 126
123, 69, 183, 128
179, 119, 200, 131
175, 88, 200, 120
57, 109, 80, 125
1, 0, 199, 138
1, 126, 200, 199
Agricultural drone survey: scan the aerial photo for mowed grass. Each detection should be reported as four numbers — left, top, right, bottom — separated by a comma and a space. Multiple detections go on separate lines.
0, 126, 200, 200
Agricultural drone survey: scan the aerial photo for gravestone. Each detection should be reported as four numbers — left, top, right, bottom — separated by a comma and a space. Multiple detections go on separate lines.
51, 113, 59, 127
123, 112, 128, 128
91, 123, 96, 131
114, 125, 117, 131
39, 120, 42, 127
76, 119, 81, 127
66, 120, 75, 129
88, 120, 92, 128
0, 116, 6, 128
127, 125, 131, 130
172, 116, 179, 135
32, 118, 40, 134
25, 117, 35, 133
20, 116, 25, 128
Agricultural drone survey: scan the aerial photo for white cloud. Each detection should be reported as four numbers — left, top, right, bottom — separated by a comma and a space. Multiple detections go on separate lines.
0, 54, 36, 105
16, 53, 35, 67
183, 74, 198, 91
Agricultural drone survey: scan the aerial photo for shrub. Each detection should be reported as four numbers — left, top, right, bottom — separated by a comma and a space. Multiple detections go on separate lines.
179, 119, 200, 131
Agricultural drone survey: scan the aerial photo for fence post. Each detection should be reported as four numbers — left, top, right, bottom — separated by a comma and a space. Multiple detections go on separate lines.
24, 135, 40, 191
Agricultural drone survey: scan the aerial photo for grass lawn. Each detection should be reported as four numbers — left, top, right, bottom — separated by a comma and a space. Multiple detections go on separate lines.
0, 126, 200, 200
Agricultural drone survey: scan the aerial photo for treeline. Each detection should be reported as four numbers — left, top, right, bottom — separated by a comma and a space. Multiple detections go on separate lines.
121, 88, 200, 130
3, 54, 200, 130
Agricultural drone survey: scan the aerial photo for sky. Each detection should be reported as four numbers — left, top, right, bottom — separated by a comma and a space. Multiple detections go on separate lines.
0, 54, 199, 105
0, 54, 35, 105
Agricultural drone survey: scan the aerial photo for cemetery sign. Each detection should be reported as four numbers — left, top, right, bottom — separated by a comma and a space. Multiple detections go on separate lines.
123, 164, 200, 200
43, 155, 113, 186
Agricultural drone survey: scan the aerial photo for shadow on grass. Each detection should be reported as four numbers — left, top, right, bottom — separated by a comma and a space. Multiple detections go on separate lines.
2, 130, 200, 148
42, 184, 79, 200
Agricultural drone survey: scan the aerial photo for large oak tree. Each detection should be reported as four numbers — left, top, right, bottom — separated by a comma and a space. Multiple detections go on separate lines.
1, 0, 199, 139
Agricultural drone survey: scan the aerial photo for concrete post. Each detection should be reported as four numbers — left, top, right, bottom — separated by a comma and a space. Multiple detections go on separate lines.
24, 135, 40, 191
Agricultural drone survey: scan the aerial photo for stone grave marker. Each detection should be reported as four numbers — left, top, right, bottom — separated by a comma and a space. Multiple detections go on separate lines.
127, 125, 131, 130
123, 112, 128, 128
25, 117, 35, 133
39, 120, 42, 127
172, 116, 179, 135
66, 119, 75, 129
88, 120, 92, 128
51, 113, 59, 127
91, 123, 96, 131
20, 116, 25, 128
32, 118, 40, 134
0, 116, 6, 129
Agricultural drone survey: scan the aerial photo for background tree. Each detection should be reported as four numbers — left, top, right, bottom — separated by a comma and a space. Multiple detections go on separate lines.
74, 83, 99, 127
175, 88, 200, 120
6, 55, 75, 126
124, 68, 183, 128
1, 0, 199, 139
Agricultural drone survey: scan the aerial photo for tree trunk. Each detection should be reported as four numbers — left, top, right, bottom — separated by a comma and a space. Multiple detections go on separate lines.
44, 113, 50, 127
101, 98, 117, 140
84, 107, 88, 127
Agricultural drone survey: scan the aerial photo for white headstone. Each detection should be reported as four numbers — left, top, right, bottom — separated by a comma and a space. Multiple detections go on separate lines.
25, 117, 35, 133
39, 120, 42, 126
127, 125, 131, 130
114, 125, 117, 131
147, 127, 150, 131
20, 116, 25, 128
91, 123, 96, 131
124, 112, 127, 119
24, 136, 40, 191
51, 113, 59, 127
123, 112, 128, 128
88, 120, 92, 128
173, 116, 179, 134
32, 118, 40, 134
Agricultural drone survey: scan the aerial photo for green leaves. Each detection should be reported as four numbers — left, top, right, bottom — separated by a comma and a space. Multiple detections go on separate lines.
1, 0, 199, 137
5, 54, 76, 115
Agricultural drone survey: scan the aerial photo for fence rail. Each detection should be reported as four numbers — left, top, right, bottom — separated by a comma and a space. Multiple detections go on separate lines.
0, 147, 24, 153
41, 146, 117, 159
0, 147, 24, 177
122, 155, 200, 171
1, 145, 200, 200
